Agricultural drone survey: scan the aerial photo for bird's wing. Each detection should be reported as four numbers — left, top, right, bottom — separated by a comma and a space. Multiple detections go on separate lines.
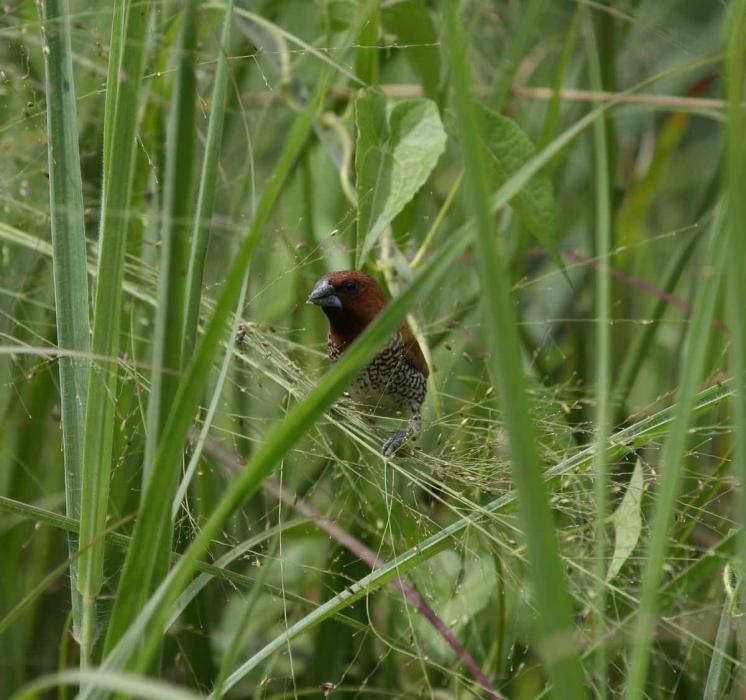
400, 323, 429, 378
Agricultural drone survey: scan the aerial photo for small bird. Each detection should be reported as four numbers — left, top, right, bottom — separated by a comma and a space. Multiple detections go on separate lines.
307, 270, 428, 456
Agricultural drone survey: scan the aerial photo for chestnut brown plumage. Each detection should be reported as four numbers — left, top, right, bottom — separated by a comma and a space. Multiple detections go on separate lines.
307, 270, 428, 456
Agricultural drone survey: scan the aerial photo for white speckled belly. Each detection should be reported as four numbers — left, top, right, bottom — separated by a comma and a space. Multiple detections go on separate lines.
330, 333, 427, 419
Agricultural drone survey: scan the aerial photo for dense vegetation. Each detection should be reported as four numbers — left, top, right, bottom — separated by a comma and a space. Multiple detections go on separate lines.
1, 1, 745, 697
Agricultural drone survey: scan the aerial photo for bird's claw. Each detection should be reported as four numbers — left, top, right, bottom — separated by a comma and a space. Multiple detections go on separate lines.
382, 430, 408, 457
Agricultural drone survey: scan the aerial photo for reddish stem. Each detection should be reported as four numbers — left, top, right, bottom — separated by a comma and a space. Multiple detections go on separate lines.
262, 478, 503, 700
557, 248, 730, 335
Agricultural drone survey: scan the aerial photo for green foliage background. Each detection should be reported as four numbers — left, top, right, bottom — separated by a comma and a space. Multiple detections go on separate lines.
0, 0, 744, 698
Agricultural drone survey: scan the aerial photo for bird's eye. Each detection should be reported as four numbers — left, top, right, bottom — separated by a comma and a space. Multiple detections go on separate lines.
343, 279, 358, 292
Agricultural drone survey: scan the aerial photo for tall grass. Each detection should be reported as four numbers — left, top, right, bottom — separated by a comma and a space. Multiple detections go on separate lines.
37, 0, 91, 646
726, 2, 746, 694
444, 3, 585, 696
585, 13, 613, 696
76, 0, 152, 665
0, 2, 744, 698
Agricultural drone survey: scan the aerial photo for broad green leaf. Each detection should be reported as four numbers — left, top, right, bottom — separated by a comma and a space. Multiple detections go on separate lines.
606, 459, 644, 581
479, 105, 558, 258
355, 90, 446, 265
382, 0, 440, 99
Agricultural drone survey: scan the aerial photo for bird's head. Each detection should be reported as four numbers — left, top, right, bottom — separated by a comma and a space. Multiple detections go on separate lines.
307, 270, 387, 346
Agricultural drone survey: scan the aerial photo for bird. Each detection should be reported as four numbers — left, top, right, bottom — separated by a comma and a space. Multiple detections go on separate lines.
307, 270, 428, 457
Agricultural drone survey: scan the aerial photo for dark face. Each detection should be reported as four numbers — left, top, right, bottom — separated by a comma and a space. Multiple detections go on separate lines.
307, 271, 388, 343
306, 276, 363, 310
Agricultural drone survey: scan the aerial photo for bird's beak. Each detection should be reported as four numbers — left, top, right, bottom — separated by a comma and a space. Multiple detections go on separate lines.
307, 278, 342, 308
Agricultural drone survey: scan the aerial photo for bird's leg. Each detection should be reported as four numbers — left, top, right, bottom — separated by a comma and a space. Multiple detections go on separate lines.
382, 430, 408, 457
381, 412, 421, 457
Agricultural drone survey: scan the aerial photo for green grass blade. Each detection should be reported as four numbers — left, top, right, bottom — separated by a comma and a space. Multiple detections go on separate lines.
585, 13, 613, 695
724, 0, 746, 678
102, 85, 325, 656
76, 0, 153, 665
145, 0, 198, 475
172, 274, 249, 516
37, 0, 91, 645
703, 588, 733, 700
183, 0, 234, 356
354, 0, 379, 85
624, 207, 729, 697
101, 2, 126, 181
443, 4, 586, 696
10, 670, 202, 700
141, 1, 200, 673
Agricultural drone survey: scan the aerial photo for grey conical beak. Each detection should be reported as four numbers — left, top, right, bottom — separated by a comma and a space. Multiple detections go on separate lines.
307, 278, 342, 308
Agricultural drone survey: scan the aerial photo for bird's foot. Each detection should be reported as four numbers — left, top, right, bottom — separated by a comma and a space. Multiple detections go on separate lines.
382, 430, 408, 457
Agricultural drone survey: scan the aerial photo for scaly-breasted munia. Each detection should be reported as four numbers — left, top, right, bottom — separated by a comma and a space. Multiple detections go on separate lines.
307, 270, 428, 456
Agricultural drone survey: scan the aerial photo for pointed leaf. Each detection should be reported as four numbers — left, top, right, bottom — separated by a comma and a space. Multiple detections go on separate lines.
607, 459, 644, 581
356, 91, 446, 265
479, 105, 559, 258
